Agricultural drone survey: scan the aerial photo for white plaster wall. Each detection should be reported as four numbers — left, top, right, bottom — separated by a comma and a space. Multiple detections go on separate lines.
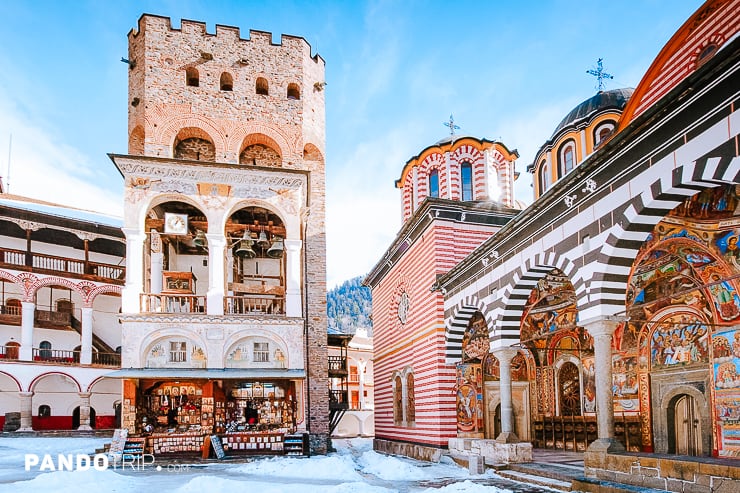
121, 320, 304, 369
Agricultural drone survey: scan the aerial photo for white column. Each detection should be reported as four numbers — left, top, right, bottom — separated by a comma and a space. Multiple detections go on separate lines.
80, 307, 93, 365
580, 129, 587, 157
18, 392, 33, 431
411, 167, 419, 213
77, 392, 92, 431
357, 361, 366, 410
493, 347, 519, 443
206, 233, 226, 316
19, 301, 35, 361
583, 316, 625, 453
445, 152, 453, 199
121, 228, 146, 314
284, 239, 302, 317
150, 252, 164, 294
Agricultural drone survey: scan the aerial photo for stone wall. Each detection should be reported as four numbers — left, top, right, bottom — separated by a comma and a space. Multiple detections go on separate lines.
583, 451, 740, 493
374, 438, 443, 462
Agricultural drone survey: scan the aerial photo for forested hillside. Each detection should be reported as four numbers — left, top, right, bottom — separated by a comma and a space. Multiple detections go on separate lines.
327, 276, 372, 335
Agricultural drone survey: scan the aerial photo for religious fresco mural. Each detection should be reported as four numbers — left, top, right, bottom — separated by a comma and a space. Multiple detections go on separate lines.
462, 312, 490, 362
624, 184, 740, 454
483, 351, 530, 381
456, 363, 484, 434
713, 327, 740, 457
518, 269, 596, 421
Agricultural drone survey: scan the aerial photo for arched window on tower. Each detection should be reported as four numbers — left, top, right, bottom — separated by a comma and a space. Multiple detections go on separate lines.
287, 83, 300, 100
38, 405, 51, 418
429, 169, 439, 198
256, 77, 269, 96
220, 72, 233, 91
461, 162, 473, 201
185, 67, 199, 87
539, 160, 550, 195
558, 141, 576, 178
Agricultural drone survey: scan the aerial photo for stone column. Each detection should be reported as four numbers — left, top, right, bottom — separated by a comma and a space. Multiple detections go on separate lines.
18, 392, 33, 431
80, 307, 93, 365
77, 392, 92, 431
121, 228, 146, 314
19, 301, 35, 361
582, 316, 625, 453
206, 233, 226, 316
284, 239, 302, 317
493, 347, 520, 443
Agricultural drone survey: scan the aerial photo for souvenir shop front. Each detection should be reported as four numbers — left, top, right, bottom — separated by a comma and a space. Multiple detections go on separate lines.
111, 369, 307, 457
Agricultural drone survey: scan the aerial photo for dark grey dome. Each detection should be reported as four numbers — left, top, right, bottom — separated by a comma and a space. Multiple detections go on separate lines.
551, 88, 633, 137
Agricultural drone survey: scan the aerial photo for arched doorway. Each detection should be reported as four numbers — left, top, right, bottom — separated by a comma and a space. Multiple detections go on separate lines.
668, 394, 701, 456
72, 406, 96, 429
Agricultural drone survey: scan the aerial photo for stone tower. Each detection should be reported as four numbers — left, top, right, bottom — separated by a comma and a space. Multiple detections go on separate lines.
110, 14, 329, 454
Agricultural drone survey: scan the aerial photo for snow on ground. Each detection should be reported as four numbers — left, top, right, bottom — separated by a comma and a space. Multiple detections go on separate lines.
0, 436, 514, 493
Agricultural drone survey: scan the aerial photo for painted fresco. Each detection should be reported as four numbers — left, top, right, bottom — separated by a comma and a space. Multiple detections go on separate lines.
456, 363, 484, 433
647, 314, 710, 370
612, 355, 640, 412
462, 312, 489, 362
625, 184, 740, 455
521, 270, 578, 345
519, 269, 594, 419
713, 327, 740, 457
483, 352, 529, 381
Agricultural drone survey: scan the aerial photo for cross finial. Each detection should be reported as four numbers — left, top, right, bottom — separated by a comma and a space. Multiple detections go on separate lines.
586, 58, 614, 92
443, 114, 460, 135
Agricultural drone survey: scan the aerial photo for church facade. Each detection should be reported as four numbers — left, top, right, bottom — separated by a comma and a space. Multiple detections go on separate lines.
370, 0, 740, 488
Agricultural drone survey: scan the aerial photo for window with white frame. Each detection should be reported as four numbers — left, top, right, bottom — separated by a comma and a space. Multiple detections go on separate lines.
558, 141, 576, 178
253, 342, 270, 362
169, 341, 187, 362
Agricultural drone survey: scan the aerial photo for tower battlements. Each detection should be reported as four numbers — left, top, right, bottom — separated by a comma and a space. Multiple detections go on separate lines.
126, 13, 326, 166
128, 14, 324, 65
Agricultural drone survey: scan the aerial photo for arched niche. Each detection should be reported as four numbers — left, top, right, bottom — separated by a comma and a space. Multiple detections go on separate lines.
224, 335, 288, 369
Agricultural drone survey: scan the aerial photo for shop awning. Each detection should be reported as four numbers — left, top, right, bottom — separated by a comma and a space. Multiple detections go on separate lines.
105, 368, 306, 379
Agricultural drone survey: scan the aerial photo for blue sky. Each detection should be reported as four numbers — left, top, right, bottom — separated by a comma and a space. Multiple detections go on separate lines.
0, 0, 702, 288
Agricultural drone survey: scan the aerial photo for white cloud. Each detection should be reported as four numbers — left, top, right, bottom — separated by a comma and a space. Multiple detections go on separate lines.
0, 88, 122, 217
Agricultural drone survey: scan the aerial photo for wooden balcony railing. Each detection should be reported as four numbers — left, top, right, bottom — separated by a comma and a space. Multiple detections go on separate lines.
0, 348, 121, 367
0, 345, 20, 360
0, 304, 21, 316
329, 390, 349, 411
91, 352, 121, 367
224, 295, 285, 315
32, 348, 79, 364
328, 356, 347, 372
140, 294, 206, 314
0, 247, 125, 284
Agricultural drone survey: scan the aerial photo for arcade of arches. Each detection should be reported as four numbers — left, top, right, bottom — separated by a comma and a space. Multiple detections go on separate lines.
459, 184, 740, 458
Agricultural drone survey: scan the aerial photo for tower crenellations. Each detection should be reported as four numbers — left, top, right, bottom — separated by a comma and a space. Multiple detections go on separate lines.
127, 14, 325, 168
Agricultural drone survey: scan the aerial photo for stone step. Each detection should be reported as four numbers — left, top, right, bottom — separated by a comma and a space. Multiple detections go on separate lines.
497, 469, 572, 491
508, 462, 583, 483
572, 476, 671, 493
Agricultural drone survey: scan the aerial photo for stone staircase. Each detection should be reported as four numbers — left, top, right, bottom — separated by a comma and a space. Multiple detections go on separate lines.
496, 461, 672, 493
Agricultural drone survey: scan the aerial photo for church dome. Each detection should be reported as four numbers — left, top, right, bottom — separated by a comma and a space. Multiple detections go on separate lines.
551, 88, 633, 138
